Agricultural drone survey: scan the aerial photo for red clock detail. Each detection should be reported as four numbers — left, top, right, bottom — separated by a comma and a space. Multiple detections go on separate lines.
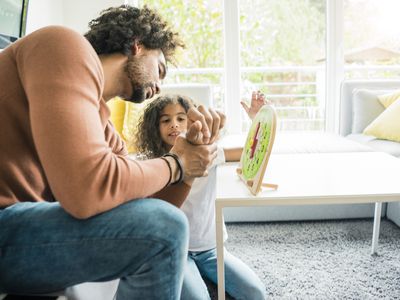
250, 122, 260, 159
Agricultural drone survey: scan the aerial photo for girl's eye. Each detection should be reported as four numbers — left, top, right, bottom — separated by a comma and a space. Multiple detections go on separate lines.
178, 117, 187, 122
160, 119, 170, 123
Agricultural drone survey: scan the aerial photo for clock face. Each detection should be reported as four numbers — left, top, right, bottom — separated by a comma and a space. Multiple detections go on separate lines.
242, 105, 274, 180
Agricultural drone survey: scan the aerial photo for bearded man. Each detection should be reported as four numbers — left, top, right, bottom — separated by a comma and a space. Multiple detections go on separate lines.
0, 5, 224, 299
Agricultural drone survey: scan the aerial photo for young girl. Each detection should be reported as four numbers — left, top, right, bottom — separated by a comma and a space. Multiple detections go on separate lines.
136, 93, 267, 300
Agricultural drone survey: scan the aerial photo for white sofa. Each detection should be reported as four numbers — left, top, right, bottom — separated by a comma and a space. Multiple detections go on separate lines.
339, 79, 400, 157
339, 79, 400, 227
217, 81, 400, 224
161, 83, 214, 108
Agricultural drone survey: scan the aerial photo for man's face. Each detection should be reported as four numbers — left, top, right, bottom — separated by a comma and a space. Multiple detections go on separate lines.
124, 47, 167, 103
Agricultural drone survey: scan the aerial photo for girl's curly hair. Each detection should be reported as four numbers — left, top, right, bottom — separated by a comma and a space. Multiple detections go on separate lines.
84, 5, 184, 64
136, 94, 193, 159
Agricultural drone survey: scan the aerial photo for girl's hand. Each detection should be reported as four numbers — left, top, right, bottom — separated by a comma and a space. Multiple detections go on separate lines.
240, 91, 269, 120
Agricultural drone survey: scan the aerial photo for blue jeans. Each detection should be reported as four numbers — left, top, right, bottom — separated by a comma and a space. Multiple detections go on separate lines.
181, 248, 266, 300
0, 199, 189, 299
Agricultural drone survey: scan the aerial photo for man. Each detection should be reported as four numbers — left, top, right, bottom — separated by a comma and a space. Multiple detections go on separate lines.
0, 5, 224, 299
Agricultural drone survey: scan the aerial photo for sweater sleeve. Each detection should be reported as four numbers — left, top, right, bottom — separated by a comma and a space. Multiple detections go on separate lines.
16, 26, 170, 218
104, 119, 128, 157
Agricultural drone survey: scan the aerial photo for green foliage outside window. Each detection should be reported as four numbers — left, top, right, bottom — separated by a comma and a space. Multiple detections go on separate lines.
142, 0, 223, 69
140, 0, 400, 131
240, 0, 325, 66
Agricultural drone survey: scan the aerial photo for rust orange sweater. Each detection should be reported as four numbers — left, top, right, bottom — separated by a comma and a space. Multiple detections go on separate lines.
0, 26, 177, 218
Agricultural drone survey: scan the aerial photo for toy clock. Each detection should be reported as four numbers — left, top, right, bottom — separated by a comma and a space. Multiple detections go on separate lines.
236, 104, 278, 195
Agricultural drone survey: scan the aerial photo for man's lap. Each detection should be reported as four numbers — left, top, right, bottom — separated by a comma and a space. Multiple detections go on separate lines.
0, 199, 188, 294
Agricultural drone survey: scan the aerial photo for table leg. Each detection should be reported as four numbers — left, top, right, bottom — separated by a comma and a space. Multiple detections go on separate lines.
371, 202, 382, 255
215, 202, 225, 300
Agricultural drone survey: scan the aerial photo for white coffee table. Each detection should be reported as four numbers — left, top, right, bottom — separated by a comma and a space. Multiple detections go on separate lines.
215, 152, 400, 300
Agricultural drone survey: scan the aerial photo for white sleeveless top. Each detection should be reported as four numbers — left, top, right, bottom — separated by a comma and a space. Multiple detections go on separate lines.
181, 147, 228, 252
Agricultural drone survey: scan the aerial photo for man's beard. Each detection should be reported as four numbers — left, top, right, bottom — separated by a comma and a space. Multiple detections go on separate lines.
125, 56, 153, 104
129, 87, 146, 103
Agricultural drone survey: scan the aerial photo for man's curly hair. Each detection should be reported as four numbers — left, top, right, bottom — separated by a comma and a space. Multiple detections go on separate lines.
85, 5, 184, 63
136, 94, 193, 159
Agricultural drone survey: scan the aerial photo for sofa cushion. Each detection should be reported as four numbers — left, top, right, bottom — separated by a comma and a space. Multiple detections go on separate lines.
220, 132, 373, 154
351, 89, 385, 133
387, 202, 400, 227
107, 97, 127, 139
272, 132, 373, 153
347, 133, 400, 157
363, 98, 400, 143
107, 98, 148, 154
122, 101, 148, 153
378, 89, 400, 108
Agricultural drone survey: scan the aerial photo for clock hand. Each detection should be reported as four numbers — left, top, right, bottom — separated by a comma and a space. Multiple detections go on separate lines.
250, 122, 260, 159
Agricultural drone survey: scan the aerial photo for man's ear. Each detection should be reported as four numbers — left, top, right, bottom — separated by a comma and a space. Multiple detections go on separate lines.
131, 40, 142, 56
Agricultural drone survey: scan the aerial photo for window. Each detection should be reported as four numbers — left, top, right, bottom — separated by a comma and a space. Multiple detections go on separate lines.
0, 0, 29, 49
344, 0, 400, 79
138, 0, 400, 134
240, 0, 326, 131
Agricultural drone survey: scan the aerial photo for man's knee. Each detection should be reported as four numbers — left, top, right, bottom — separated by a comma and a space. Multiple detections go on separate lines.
111, 199, 189, 246
144, 199, 189, 245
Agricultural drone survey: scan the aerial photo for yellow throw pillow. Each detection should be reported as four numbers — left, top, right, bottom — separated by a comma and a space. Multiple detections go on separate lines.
122, 100, 151, 153
363, 98, 400, 142
107, 97, 127, 139
378, 90, 400, 108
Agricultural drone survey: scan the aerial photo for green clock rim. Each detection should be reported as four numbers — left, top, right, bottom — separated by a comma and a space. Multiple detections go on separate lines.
242, 106, 274, 180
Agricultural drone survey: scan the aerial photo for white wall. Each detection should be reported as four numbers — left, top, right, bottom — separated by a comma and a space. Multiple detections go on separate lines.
63, 0, 124, 34
26, 0, 125, 35
26, 0, 63, 34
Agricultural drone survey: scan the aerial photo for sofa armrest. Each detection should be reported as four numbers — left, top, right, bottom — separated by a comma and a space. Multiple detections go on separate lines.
161, 83, 213, 108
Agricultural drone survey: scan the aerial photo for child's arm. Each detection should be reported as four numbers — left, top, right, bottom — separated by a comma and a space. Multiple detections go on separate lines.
151, 180, 192, 207
151, 177, 195, 207
223, 91, 269, 162
240, 91, 268, 120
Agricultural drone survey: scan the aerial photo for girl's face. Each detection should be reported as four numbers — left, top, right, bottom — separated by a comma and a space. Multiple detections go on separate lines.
159, 103, 188, 147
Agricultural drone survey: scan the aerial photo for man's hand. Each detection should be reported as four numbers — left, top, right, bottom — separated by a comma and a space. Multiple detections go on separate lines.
170, 136, 218, 179
240, 91, 269, 120
186, 105, 226, 145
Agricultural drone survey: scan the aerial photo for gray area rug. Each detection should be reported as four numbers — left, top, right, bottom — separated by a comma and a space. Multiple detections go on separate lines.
207, 219, 400, 300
